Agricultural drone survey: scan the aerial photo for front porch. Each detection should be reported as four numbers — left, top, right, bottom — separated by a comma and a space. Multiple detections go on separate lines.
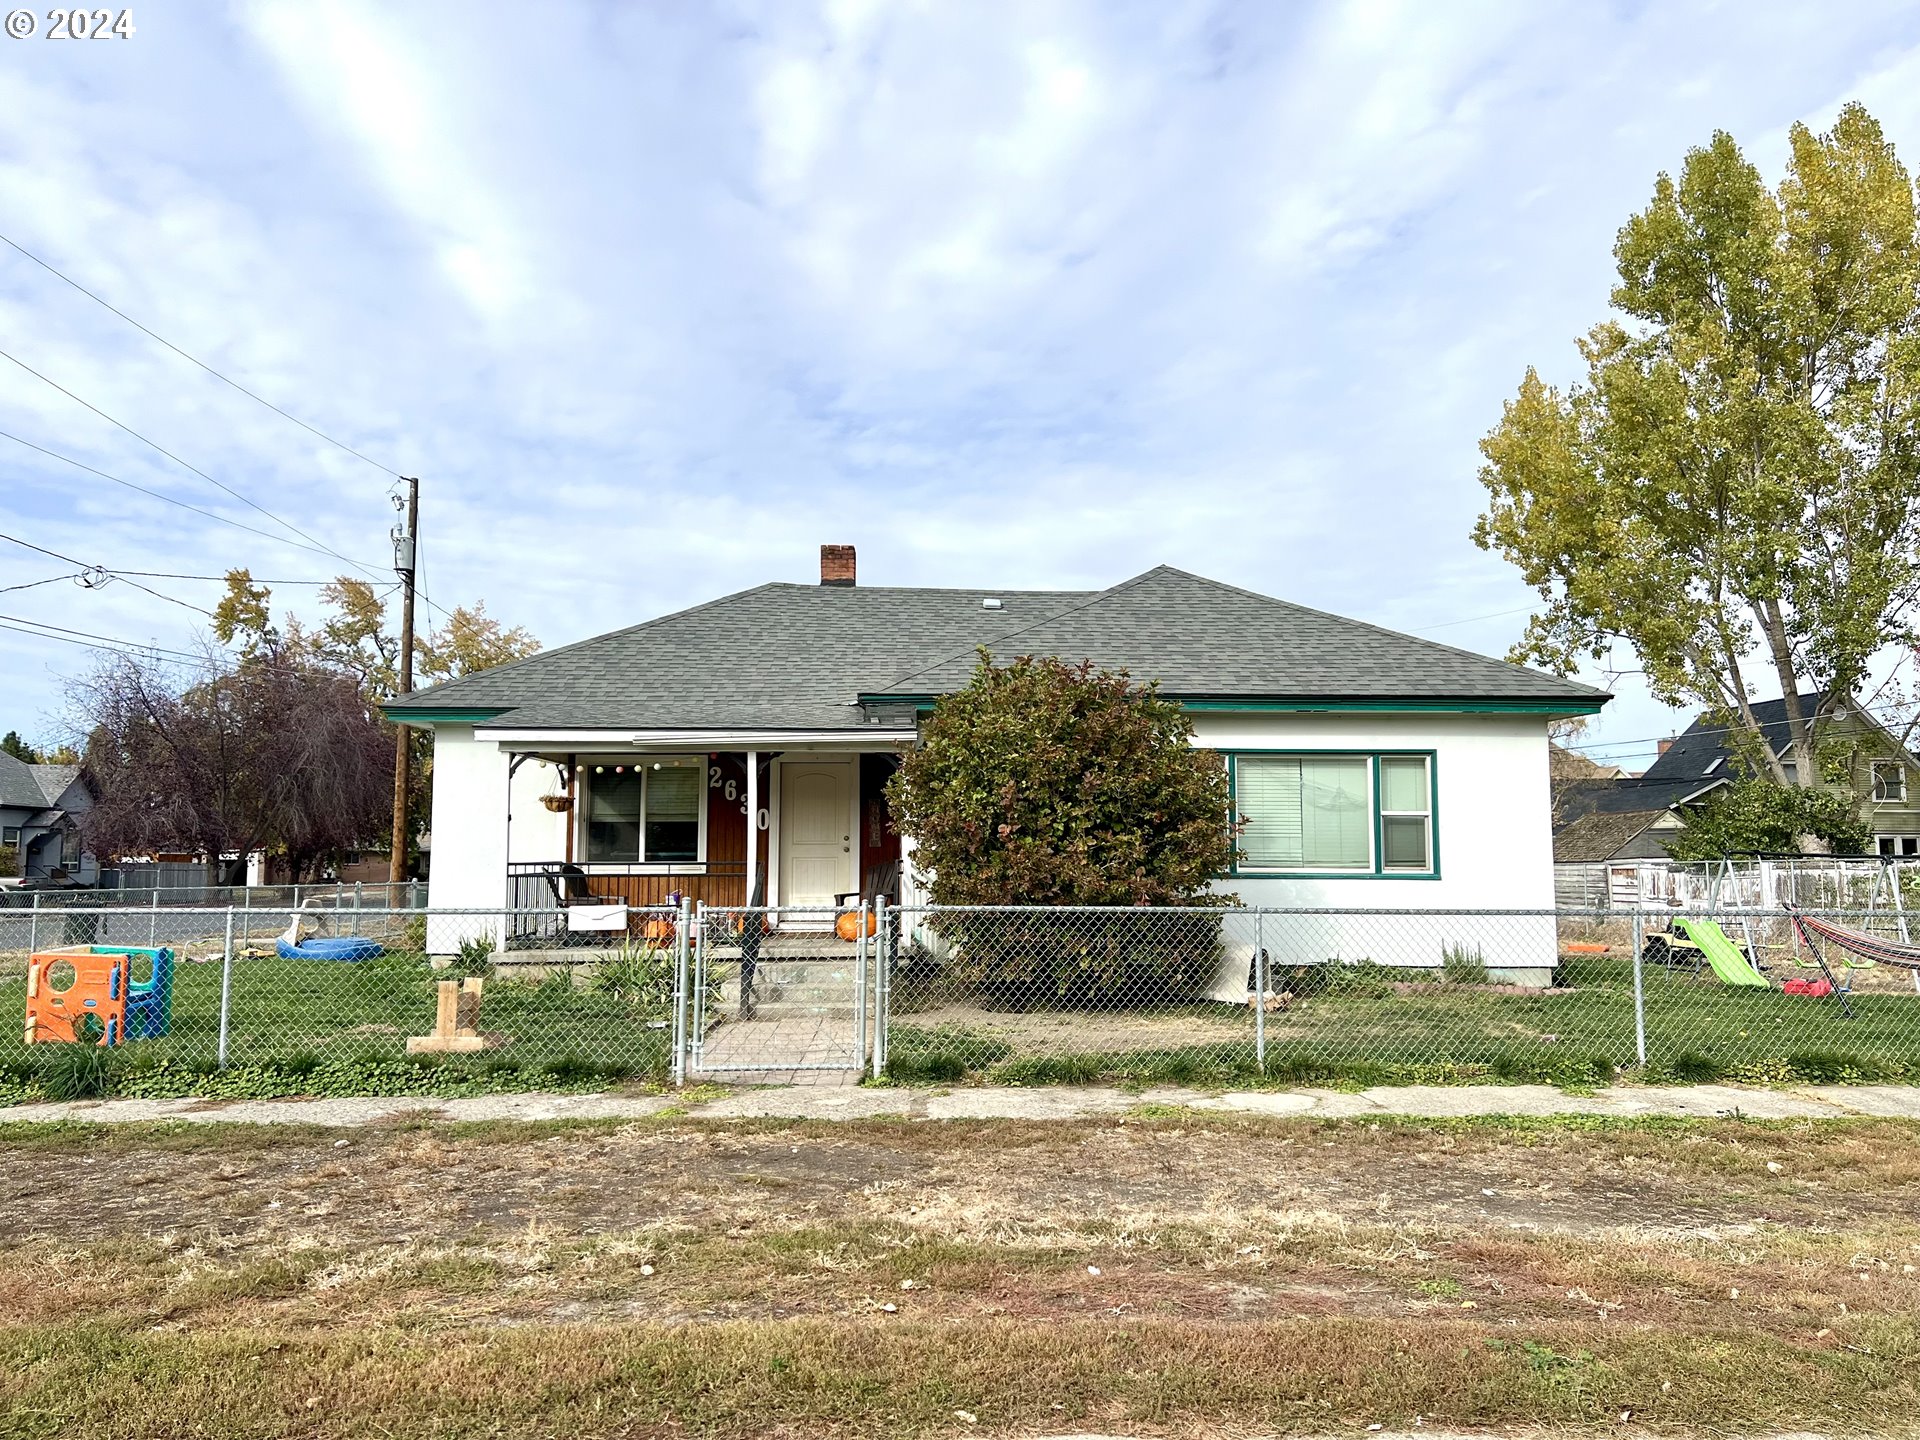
502, 745, 908, 948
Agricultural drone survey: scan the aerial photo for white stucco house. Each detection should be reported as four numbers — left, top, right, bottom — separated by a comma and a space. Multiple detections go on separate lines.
387, 548, 1608, 972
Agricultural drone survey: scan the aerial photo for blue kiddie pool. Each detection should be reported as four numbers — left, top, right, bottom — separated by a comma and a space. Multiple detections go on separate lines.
276, 935, 383, 962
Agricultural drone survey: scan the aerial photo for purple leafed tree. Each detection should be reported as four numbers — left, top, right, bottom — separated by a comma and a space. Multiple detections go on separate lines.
73, 647, 395, 884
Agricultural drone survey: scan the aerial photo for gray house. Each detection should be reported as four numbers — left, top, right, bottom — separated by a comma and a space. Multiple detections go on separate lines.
0, 754, 96, 884
1553, 692, 1920, 863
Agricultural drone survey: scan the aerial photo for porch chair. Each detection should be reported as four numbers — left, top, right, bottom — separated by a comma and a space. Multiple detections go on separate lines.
835, 861, 901, 911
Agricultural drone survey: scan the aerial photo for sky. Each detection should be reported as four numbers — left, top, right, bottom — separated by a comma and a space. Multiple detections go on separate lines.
4, 0, 1920, 769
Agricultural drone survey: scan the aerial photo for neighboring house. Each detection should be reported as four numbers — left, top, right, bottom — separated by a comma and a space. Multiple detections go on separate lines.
1552, 692, 1920, 863
0, 754, 97, 884
389, 549, 1607, 970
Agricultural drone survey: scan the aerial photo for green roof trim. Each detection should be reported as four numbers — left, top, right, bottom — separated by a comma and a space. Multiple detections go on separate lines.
865, 694, 1605, 717
382, 707, 510, 725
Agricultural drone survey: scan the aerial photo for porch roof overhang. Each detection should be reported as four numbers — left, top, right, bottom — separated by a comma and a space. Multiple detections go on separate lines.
478, 726, 917, 753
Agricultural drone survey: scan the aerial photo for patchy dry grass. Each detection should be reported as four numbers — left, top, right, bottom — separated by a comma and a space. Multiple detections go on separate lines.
6, 1112, 1920, 1435
6, 1316, 1920, 1438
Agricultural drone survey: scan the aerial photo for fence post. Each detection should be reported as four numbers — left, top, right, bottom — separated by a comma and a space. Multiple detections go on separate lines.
148, 888, 159, 948
1255, 910, 1267, 1074
242, 885, 251, 953
27, 892, 38, 959
854, 900, 870, 1073
873, 897, 889, 1079
217, 907, 236, 1069
691, 902, 707, 1075
671, 899, 690, 1088
1631, 908, 1647, 1070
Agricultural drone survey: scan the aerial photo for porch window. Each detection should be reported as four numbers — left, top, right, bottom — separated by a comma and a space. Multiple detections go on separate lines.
585, 771, 644, 861
643, 765, 700, 861
583, 764, 704, 863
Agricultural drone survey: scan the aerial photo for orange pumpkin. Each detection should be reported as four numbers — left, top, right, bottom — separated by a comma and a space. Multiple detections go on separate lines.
835, 910, 877, 941
640, 917, 677, 945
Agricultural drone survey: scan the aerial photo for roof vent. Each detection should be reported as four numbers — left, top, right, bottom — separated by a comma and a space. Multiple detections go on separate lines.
981, 598, 1003, 610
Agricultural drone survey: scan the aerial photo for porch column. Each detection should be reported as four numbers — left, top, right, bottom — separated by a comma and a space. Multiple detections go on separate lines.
745, 749, 760, 906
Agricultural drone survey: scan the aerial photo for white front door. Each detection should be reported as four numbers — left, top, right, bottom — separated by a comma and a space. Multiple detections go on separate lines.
779, 760, 853, 910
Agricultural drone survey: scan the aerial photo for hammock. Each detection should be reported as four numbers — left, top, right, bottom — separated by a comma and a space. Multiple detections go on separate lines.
1787, 906, 1920, 971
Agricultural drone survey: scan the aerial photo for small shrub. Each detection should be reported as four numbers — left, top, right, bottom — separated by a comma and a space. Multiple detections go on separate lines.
400, 916, 428, 953
445, 934, 496, 980
1441, 943, 1489, 985
40, 1024, 120, 1101
1785, 1051, 1877, 1085
281, 1051, 322, 1077
591, 940, 674, 1019
544, 1053, 597, 1083
1664, 1050, 1722, 1083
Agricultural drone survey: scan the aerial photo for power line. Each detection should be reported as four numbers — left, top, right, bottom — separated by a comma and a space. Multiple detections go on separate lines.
2, 426, 354, 563
0, 231, 403, 479
0, 343, 385, 582
0, 571, 82, 595
1, 534, 331, 586
1409, 604, 1537, 634
114, 570, 334, 584
0, 612, 208, 664
0, 531, 213, 617
1564, 694, 1920, 758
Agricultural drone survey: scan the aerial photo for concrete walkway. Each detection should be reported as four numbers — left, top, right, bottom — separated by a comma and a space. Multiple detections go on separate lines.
6, 1081, 1920, 1128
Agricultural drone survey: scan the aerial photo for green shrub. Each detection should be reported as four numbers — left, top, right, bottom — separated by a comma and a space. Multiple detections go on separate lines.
1663, 1051, 1722, 1083
590, 940, 674, 1019
40, 1021, 120, 1101
1441, 943, 1489, 985
445, 934, 496, 980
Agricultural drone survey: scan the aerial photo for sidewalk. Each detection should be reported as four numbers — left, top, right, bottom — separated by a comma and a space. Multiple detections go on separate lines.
7, 1080, 1920, 1128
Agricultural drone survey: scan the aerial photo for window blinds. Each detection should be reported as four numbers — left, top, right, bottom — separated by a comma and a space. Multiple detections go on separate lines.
1237, 756, 1370, 868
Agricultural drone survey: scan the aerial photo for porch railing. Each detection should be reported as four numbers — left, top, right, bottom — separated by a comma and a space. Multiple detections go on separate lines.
506, 861, 749, 947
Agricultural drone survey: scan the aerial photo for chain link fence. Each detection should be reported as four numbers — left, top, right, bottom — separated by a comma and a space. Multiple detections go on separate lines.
2, 900, 1918, 1096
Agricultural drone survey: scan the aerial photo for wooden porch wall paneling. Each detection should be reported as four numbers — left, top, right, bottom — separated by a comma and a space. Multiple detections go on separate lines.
582, 868, 747, 909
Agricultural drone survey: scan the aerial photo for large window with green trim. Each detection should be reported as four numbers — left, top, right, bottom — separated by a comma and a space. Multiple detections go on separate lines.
1230, 752, 1436, 876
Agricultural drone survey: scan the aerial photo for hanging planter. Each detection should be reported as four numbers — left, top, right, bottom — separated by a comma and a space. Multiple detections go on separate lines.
540, 794, 573, 813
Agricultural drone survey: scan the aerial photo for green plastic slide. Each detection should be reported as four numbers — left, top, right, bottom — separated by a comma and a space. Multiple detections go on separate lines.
1671, 917, 1770, 988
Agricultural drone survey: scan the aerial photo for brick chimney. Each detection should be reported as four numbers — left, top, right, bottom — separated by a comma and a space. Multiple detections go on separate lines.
1656, 737, 1676, 756
820, 544, 856, 587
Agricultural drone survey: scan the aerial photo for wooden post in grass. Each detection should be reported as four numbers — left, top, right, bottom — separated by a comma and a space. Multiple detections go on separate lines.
407, 977, 498, 1054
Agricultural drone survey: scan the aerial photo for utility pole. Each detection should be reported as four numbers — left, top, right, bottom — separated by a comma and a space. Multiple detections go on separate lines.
388, 477, 419, 886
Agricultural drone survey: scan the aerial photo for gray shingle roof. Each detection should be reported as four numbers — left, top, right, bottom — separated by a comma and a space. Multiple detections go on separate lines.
0, 753, 48, 810
388, 565, 1606, 730
1639, 692, 1831, 783
31, 764, 78, 806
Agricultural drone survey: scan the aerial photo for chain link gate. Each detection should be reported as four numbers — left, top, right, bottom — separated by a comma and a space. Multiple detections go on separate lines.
683, 904, 872, 1079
